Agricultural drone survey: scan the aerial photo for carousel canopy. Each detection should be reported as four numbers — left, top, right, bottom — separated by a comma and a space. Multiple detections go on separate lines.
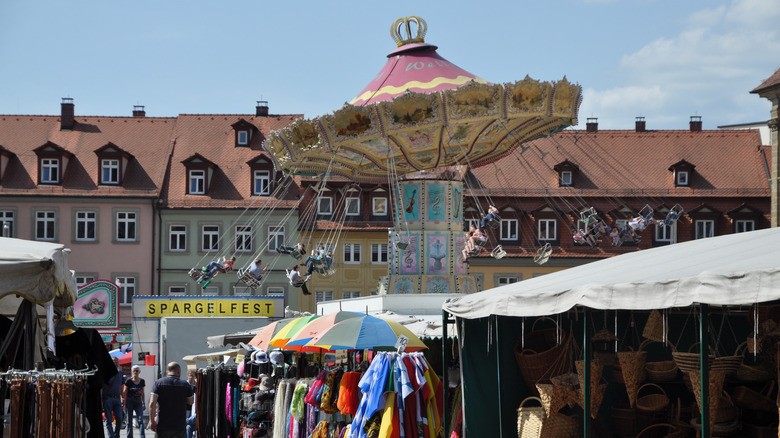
444, 227, 780, 320
263, 16, 582, 181
0, 237, 78, 312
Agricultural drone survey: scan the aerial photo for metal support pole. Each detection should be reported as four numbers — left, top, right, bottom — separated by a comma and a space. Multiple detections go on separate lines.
495, 315, 504, 438
443, 309, 450, 434
583, 308, 591, 438
699, 303, 710, 438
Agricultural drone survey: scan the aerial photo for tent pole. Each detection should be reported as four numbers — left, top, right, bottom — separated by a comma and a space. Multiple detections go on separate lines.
443, 309, 450, 434
495, 315, 504, 438
699, 303, 710, 438
583, 308, 591, 438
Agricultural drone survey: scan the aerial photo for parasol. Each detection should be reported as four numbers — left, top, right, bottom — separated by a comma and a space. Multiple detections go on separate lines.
109, 349, 124, 359
284, 311, 364, 351
305, 314, 427, 351
268, 315, 321, 349
119, 351, 132, 367
247, 318, 299, 349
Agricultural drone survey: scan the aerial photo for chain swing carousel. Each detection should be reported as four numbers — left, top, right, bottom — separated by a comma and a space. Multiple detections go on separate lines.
264, 16, 582, 298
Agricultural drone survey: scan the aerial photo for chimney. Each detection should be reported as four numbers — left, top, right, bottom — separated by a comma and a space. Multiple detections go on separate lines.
256, 100, 269, 117
60, 98, 75, 131
132, 105, 146, 117
586, 117, 598, 133
689, 115, 702, 132
635, 116, 646, 132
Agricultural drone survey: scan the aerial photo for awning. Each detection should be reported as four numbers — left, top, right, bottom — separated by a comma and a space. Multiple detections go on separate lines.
444, 227, 780, 319
182, 348, 241, 371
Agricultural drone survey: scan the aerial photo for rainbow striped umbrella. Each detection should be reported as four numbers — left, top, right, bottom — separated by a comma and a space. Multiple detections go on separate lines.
285, 311, 364, 351
306, 314, 427, 351
269, 315, 321, 348
247, 318, 298, 350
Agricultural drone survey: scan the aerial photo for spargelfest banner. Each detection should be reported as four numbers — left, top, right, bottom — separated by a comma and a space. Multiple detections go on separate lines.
145, 298, 275, 317
73, 280, 120, 329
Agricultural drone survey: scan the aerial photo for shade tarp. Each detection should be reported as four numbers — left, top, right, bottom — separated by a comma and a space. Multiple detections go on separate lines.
444, 227, 780, 319
0, 237, 78, 311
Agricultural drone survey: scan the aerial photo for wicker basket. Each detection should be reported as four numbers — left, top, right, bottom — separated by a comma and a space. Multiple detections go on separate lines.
642, 309, 665, 342
517, 397, 545, 438
735, 341, 773, 383
618, 348, 648, 408
640, 339, 679, 383
714, 392, 738, 425
636, 383, 670, 414
742, 421, 779, 438
635, 423, 685, 438
688, 370, 726, 432
539, 413, 581, 438
611, 404, 637, 437
731, 381, 776, 412
514, 317, 570, 393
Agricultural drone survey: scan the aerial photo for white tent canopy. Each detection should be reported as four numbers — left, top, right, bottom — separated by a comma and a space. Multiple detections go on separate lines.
444, 227, 780, 320
0, 237, 78, 312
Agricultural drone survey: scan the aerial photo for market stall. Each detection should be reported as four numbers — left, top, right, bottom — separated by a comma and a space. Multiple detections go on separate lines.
443, 227, 780, 437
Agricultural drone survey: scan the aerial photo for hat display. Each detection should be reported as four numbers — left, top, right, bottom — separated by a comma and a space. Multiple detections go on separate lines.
252, 350, 269, 364
269, 350, 284, 366
243, 377, 260, 392
258, 376, 273, 392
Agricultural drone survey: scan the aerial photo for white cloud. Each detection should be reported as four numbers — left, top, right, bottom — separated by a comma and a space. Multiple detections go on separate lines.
584, 0, 780, 129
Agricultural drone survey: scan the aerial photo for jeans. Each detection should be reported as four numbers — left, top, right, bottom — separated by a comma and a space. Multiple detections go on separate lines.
186, 413, 196, 438
205, 261, 220, 278
103, 397, 124, 438
481, 213, 496, 228
126, 398, 146, 438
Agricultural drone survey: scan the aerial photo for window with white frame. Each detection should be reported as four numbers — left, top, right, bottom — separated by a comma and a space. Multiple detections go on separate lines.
371, 243, 388, 264
267, 287, 285, 297
655, 223, 673, 242
253, 170, 270, 196
537, 219, 556, 241
735, 220, 755, 233
497, 276, 520, 285
560, 171, 572, 186
75, 276, 95, 289
101, 159, 120, 184
201, 225, 220, 252
346, 197, 360, 216
201, 287, 219, 296
343, 243, 361, 264
237, 131, 249, 146
501, 219, 518, 240
695, 220, 714, 239
372, 197, 388, 216
75, 211, 97, 241
116, 211, 137, 242
676, 171, 689, 186
41, 158, 60, 184
1, 210, 15, 237
268, 226, 285, 252
235, 225, 253, 252
35, 210, 56, 241
168, 286, 187, 296
233, 285, 252, 296
343, 291, 361, 299
463, 218, 479, 232
169, 225, 187, 252
115, 276, 136, 306
318, 197, 333, 215
316, 290, 334, 302
189, 169, 206, 194
615, 219, 628, 230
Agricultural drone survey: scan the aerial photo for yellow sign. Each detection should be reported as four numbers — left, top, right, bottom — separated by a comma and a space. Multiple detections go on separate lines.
145, 299, 275, 317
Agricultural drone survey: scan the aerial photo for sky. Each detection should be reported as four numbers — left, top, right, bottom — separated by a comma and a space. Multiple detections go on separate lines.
1, 0, 779, 131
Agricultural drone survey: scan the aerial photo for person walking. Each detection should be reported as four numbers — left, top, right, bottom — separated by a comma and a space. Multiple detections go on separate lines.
123, 365, 146, 438
185, 370, 197, 438
103, 357, 125, 438
149, 362, 194, 438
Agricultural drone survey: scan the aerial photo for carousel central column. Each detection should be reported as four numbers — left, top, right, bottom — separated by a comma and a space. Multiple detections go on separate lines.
379, 169, 479, 295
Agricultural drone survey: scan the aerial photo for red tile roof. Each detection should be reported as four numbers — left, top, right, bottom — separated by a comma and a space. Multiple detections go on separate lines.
0, 115, 177, 197
752, 66, 780, 94
471, 128, 769, 198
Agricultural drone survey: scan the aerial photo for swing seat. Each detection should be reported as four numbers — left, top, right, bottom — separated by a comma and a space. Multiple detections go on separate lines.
188, 268, 207, 282
468, 247, 481, 256
639, 204, 654, 221
237, 268, 261, 290
290, 249, 305, 260
310, 258, 324, 267
580, 207, 597, 224
486, 217, 500, 228
491, 245, 506, 259
533, 244, 553, 265
473, 237, 487, 247
662, 204, 684, 226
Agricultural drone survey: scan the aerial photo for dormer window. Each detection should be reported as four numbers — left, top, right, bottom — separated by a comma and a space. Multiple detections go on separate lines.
0, 146, 14, 184
189, 170, 206, 194
669, 159, 695, 187
95, 143, 132, 186
101, 159, 120, 184
553, 159, 579, 187
676, 171, 688, 186
248, 155, 275, 197
34, 142, 72, 186
41, 158, 60, 184
231, 119, 258, 148
182, 154, 216, 195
